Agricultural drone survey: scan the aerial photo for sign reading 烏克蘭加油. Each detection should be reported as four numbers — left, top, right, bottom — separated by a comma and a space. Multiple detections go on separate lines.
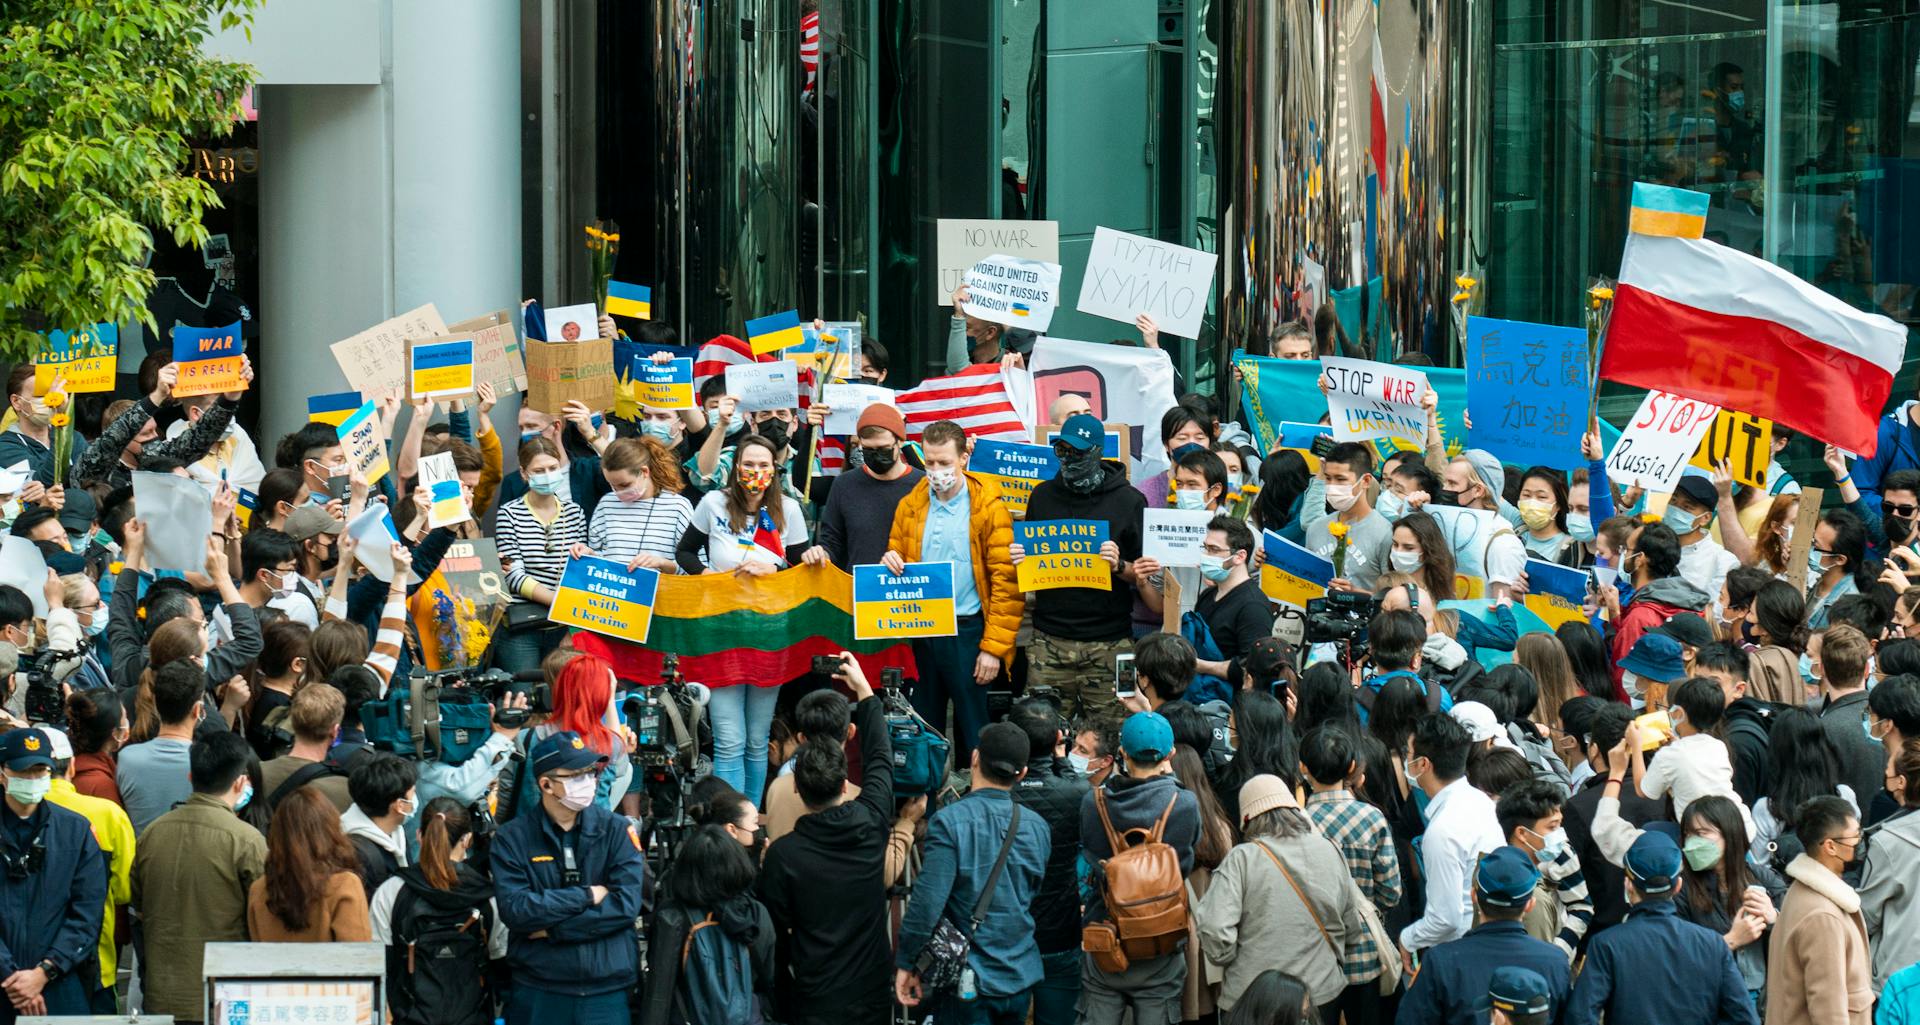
1463, 316, 1589, 470
1320, 355, 1430, 451
968, 440, 1058, 518
852, 562, 958, 641
549, 555, 659, 643
1014, 519, 1111, 592
171, 321, 246, 397
1604, 389, 1721, 493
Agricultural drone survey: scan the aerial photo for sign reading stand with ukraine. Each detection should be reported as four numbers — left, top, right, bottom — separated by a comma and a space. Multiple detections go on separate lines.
745, 309, 805, 356
549, 555, 659, 644
1014, 520, 1110, 591
852, 562, 958, 641
172, 321, 245, 398
336, 399, 389, 486
969, 440, 1057, 518
1260, 530, 1335, 608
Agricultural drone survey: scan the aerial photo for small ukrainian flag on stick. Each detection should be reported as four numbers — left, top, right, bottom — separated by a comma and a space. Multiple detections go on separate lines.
605, 281, 652, 320
1628, 182, 1710, 239
746, 309, 805, 355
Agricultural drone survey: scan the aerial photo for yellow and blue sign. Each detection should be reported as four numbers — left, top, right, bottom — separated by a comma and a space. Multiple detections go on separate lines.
307, 391, 363, 427
852, 561, 957, 641
549, 555, 659, 643
745, 309, 805, 356
234, 488, 258, 530
606, 280, 653, 320
635, 357, 695, 410
969, 440, 1057, 518
1260, 529, 1334, 608
1277, 421, 1333, 472
35, 323, 118, 395
1014, 519, 1111, 592
410, 338, 475, 400
336, 399, 389, 486
1629, 181, 1709, 239
1520, 558, 1591, 631
171, 321, 245, 397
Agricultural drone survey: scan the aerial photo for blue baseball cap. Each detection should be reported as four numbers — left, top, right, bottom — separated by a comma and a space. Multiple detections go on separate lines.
1474, 846, 1542, 909
0, 728, 55, 772
1482, 965, 1552, 1017
1120, 711, 1174, 764
1619, 633, 1687, 683
1625, 830, 1684, 894
529, 730, 609, 777
1057, 413, 1105, 452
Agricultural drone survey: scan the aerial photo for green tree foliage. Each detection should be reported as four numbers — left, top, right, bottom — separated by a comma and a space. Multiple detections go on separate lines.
0, 0, 260, 360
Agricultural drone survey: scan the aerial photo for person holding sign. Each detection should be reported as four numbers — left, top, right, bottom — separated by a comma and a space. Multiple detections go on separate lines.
161, 356, 263, 493
878, 419, 1020, 760
1298, 442, 1393, 591
946, 283, 1036, 372
0, 365, 73, 489
585, 438, 692, 573
1189, 517, 1275, 688
494, 436, 589, 674
1444, 453, 1531, 601
74, 363, 245, 492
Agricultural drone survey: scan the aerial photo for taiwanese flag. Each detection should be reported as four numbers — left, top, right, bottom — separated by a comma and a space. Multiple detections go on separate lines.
749, 508, 785, 562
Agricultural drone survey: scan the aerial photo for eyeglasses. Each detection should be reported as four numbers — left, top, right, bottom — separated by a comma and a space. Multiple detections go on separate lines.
1201, 545, 1234, 557
1831, 833, 1863, 847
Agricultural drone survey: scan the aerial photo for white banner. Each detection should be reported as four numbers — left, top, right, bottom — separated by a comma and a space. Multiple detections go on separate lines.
937, 219, 1059, 304
725, 361, 801, 412
1027, 337, 1180, 479
1075, 226, 1220, 339
819, 383, 897, 436
963, 255, 1065, 332
1605, 389, 1721, 492
1321, 355, 1430, 449
132, 470, 216, 573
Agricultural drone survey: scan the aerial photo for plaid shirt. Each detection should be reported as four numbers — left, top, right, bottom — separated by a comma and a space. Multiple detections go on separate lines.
1307, 788, 1403, 982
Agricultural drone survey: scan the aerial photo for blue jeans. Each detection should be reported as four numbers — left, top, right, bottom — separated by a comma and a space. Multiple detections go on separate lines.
936, 989, 1031, 1025
504, 986, 629, 1025
709, 684, 782, 802
493, 622, 565, 675
910, 614, 989, 763
1030, 947, 1082, 1025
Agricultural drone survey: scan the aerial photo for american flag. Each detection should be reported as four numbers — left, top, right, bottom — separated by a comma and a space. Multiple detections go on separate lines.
895, 363, 1028, 442
801, 11, 820, 98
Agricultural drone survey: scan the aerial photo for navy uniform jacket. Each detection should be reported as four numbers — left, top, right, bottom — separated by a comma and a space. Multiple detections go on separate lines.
1395, 920, 1570, 1025
490, 799, 650, 996
1566, 900, 1758, 1025
0, 800, 106, 982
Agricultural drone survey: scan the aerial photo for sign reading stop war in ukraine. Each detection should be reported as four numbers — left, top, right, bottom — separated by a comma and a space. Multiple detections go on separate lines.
963, 254, 1064, 332
1076, 226, 1221, 339
549, 555, 659, 643
852, 562, 958, 641
1463, 316, 1588, 470
1604, 390, 1720, 493
171, 321, 246, 397
1321, 355, 1430, 450
969, 439, 1057, 518
1015, 519, 1111, 592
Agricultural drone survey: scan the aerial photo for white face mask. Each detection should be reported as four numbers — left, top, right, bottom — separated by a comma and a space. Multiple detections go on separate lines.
1325, 482, 1359, 512
1389, 549, 1422, 574
1376, 491, 1408, 520
556, 773, 596, 811
1534, 827, 1570, 860
1622, 671, 1642, 701
926, 467, 960, 493
1067, 752, 1092, 775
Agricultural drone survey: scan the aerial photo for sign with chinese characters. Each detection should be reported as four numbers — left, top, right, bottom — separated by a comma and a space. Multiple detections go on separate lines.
1464, 316, 1589, 470
1141, 508, 1212, 567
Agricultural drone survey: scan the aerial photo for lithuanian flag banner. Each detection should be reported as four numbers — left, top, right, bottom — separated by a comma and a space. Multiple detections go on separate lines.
569, 563, 917, 684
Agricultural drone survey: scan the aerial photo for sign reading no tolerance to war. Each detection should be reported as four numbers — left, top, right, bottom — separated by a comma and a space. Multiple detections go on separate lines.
1075, 226, 1221, 339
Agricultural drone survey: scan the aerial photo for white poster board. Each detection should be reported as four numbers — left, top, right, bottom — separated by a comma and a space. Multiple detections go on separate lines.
725, 361, 801, 412
1320, 355, 1430, 449
1604, 389, 1722, 492
345, 504, 402, 583
937, 219, 1060, 304
1142, 508, 1213, 567
819, 384, 897, 437
131, 470, 215, 573
963, 255, 1064, 332
1074, 226, 1220, 339
0, 537, 49, 618
542, 303, 601, 343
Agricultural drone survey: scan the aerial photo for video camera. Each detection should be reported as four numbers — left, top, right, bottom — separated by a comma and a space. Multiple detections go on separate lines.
1303, 591, 1380, 654
428, 665, 552, 728
17, 645, 82, 731
621, 655, 712, 870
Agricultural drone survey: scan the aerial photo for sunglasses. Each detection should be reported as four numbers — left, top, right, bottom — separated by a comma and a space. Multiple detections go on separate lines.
1887, 504, 1920, 518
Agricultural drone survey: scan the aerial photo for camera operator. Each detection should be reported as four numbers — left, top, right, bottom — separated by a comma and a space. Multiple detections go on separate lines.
412, 690, 529, 843
1354, 609, 1454, 725
1008, 695, 1091, 1025
43, 572, 109, 694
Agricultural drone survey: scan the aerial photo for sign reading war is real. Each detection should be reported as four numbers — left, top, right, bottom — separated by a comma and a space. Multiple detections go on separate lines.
1463, 316, 1588, 470
969, 440, 1057, 518
1076, 226, 1221, 339
1604, 390, 1720, 493
1320, 355, 1430, 450
1014, 519, 1111, 592
852, 562, 958, 641
171, 321, 246, 397
549, 555, 659, 644
963, 254, 1064, 332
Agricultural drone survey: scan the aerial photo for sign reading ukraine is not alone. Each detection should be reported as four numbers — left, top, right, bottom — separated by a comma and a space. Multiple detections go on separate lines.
852, 562, 958, 641
549, 555, 659, 644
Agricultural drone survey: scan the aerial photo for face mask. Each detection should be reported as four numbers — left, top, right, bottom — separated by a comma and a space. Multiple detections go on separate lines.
234, 779, 254, 811
1059, 447, 1104, 494
1668, 709, 1687, 731
1375, 491, 1407, 521
1068, 752, 1092, 775
1888, 515, 1916, 544
1621, 671, 1642, 701
739, 467, 775, 494
757, 419, 791, 451
614, 480, 651, 503
1227, 472, 1244, 492
1174, 488, 1209, 511
1683, 835, 1724, 871
1838, 835, 1867, 873
863, 446, 898, 474
1566, 511, 1595, 542
528, 469, 567, 496
400, 797, 418, 823
724, 417, 747, 440
1199, 555, 1234, 584
1434, 488, 1462, 508
1325, 482, 1359, 512
1, 499, 18, 523
1662, 504, 1702, 536
641, 421, 676, 443
84, 611, 107, 638
926, 467, 960, 493
1866, 717, 1891, 743
558, 773, 596, 811
1518, 499, 1557, 532
264, 571, 294, 601
1727, 89, 1746, 112
1809, 548, 1831, 573
1799, 651, 1819, 683
17, 404, 52, 429
1403, 757, 1425, 790
1533, 827, 1570, 860
1390, 549, 1422, 575
5, 775, 50, 805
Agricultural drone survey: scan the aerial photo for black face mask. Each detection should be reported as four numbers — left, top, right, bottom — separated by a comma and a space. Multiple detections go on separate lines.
757, 419, 791, 451
1841, 834, 1869, 873
1890, 514, 1916, 544
1434, 488, 1462, 508
863, 446, 898, 474
1059, 447, 1104, 494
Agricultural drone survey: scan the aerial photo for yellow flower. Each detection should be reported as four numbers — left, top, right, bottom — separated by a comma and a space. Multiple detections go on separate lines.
1328, 521, 1350, 539
1451, 290, 1472, 305
108, 561, 124, 575
1588, 286, 1615, 301
49, 412, 69, 428
44, 390, 66, 410
1454, 275, 1478, 289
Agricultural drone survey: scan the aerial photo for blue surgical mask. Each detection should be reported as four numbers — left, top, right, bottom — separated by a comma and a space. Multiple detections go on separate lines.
234, 779, 254, 811
1199, 555, 1233, 584
1800, 651, 1819, 683
641, 421, 675, 442
1662, 504, 1701, 536
1566, 511, 1595, 543
84, 611, 107, 638
1174, 488, 1209, 511
1375, 491, 1408, 521
528, 470, 567, 496
1068, 752, 1092, 775
1727, 89, 1746, 112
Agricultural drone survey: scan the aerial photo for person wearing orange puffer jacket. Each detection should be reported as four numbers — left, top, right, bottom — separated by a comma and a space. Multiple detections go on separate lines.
883, 418, 1020, 763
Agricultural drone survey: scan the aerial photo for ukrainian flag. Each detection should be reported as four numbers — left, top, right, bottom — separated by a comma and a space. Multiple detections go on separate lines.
606, 280, 652, 320
1259, 530, 1334, 608
745, 309, 805, 355
307, 391, 362, 427
1628, 182, 1709, 238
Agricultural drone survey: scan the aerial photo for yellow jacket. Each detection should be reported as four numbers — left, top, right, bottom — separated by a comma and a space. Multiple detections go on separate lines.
47, 777, 134, 989
886, 471, 1021, 661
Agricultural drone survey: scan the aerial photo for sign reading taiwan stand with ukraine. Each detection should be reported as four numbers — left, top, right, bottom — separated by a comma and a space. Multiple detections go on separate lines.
636, 358, 695, 410
1014, 520, 1110, 591
1463, 316, 1589, 470
549, 555, 659, 644
852, 562, 958, 641
171, 321, 245, 397
968, 440, 1057, 518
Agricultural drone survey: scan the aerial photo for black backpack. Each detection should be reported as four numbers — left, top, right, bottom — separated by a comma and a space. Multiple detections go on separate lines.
386, 880, 494, 1025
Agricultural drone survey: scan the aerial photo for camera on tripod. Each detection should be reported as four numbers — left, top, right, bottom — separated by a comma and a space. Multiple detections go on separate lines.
1303, 591, 1380, 652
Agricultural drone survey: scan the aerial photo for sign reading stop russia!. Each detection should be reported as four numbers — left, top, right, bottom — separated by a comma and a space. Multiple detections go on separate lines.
1604, 389, 1720, 493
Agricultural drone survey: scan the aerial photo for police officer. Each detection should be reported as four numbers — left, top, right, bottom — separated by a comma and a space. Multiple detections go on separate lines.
1393, 846, 1570, 1025
0, 727, 105, 1022
1484, 966, 1553, 1025
490, 730, 648, 1025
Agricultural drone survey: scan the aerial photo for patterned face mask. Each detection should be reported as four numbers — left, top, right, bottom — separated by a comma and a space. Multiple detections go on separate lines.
739, 467, 775, 494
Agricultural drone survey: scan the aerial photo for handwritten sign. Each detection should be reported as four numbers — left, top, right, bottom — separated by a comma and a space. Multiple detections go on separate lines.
441, 537, 509, 602
233, 488, 258, 530
969, 440, 1057, 518
725, 361, 800, 412
819, 384, 896, 436
408, 338, 475, 401
1464, 316, 1588, 470
1142, 508, 1213, 567
34, 323, 118, 395
171, 321, 245, 397
418, 451, 470, 528
1604, 390, 1720, 493
1321, 355, 1430, 449
331, 303, 449, 397
635, 357, 695, 410
1260, 529, 1335, 608
1075, 226, 1221, 339
852, 562, 958, 641
1521, 558, 1591, 630
549, 555, 659, 643
937, 219, 1060, 303
963, 254, 1064, 332
448, 309, 529, 393
335, 399, 389, 486
1014, 519, 1111, 591
1691, 409, 1773, 489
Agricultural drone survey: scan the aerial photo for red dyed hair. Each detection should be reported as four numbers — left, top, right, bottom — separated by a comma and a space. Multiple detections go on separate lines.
551, 653, 618, 754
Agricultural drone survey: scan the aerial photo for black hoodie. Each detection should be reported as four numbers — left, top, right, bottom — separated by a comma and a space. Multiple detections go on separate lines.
641, 892, 776, 1025
1026, 461, 1147, 641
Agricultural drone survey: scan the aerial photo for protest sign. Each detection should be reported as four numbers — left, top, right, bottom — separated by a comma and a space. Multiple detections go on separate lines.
307, 391, 362, 427
1464, 316, 1588, 470
132, 470, 215, 573
1690, 409, 1774, 489
1143, 509, 1212, 567
1425, 504, 1503, 580
1786, 487, 1825, 584
790, 324, 858, 377
820, 384, 896, 436
969, 440, 1057, 518
1029, 338, 1179, 475
937, 219, 1060, 302
1300, 255, 1326, 315
549, 555, 659, 643
1075, 226, 1220, 339
331, 304, 449, 397
1278, 421, 1334, 472
448, 309, 528, 393
234, 488, 257, 530
441, 538, 509, 603
605, 281, 652, 320
524, 336, 616, 415
0, 537, 49, 618
1260, 530, 1334, 608
335, 399, 390, 486
726, 361, 800, 412
171, 321, 246, 397
852, 562, 958, 641
1522, 559, 1591, 630
745, 309, 805, 355
1604, 389, 1721, 492
34, 323, 117, 395
963, 255, 1064, 333
1320, 355, 1430, 450
407, 337, 476, 401
1014, 520, 1111, 591
418, 451, 470, 528
635, 357, 695, 410
345, 504, 403, 582
543, 303, 600, 342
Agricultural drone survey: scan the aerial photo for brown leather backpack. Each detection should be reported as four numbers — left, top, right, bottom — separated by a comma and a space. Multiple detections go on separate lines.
1085, 786, 1189, 965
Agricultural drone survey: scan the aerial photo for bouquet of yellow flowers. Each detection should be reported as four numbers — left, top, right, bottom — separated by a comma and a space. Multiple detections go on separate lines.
585, 220, 621, 315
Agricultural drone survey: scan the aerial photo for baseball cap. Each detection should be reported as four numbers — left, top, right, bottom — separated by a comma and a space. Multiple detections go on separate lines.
284, 504, 345, 543
1653, 612, 1714, 650
1619, 633, 1687, 683
1461, 449, 1505, 500
1474, 846, 1543, 909
1450, 701, 1504, 744
1057, 413, 1105, 452
0, 728, 56, 772
529, 730, 609, 776
1119, 711, 1174, 764
1482, 966, 1553, 1018
854, 403, 908, 441
1625, 830, 1684, 894
1246, 637, 1293, 686
975, 722, 1030, 780
1673, 473, 1718, 510
40, 727, 72, 762
58, 487, 97, 535
1236, 774, 1298, 825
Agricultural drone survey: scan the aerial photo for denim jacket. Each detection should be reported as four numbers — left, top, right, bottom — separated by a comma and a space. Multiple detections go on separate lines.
895, 788, 1051, 998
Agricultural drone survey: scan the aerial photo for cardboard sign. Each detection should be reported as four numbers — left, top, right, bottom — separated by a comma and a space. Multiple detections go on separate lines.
1014, 520, 1111, 591
725, 361, 800, 412
1604, 390, 1720, 493
34, 323, 118, 395
407, 337, 476, 401
1321, 355, 1430, 450
543, 303, 600, 343
1521, 558, 1591, 630
819, 384, 896, 436
1786, 486, 1824, 588
635, 357, 695, 410
448, 309, 529, 393
936, 219, 1060, 303
307, 391, 363, 427
1691, 410, 1774, 489
549, 555, 659, 643
418, 451, 470, 527
171, 321, 245, 397
440, 537, 509, 602
1464, 316, 1589, 470
1142, 508, 1213, 567
1260, 529, 1334, 608
852, 562, 958, 641
132, 470, 215, 573
336, 399, 390, 486
745, 310, 806, 356
524, 337, 616, 416
331, 303, 449, 397
969, 439, 1057, 518
1075, 226, 1221, 339
963, 255, 1064, 332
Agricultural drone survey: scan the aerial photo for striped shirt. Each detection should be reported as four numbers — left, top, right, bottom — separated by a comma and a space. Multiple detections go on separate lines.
588, 492, 693, 565
498, 497, 588, 599
322, 591, 408, 690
